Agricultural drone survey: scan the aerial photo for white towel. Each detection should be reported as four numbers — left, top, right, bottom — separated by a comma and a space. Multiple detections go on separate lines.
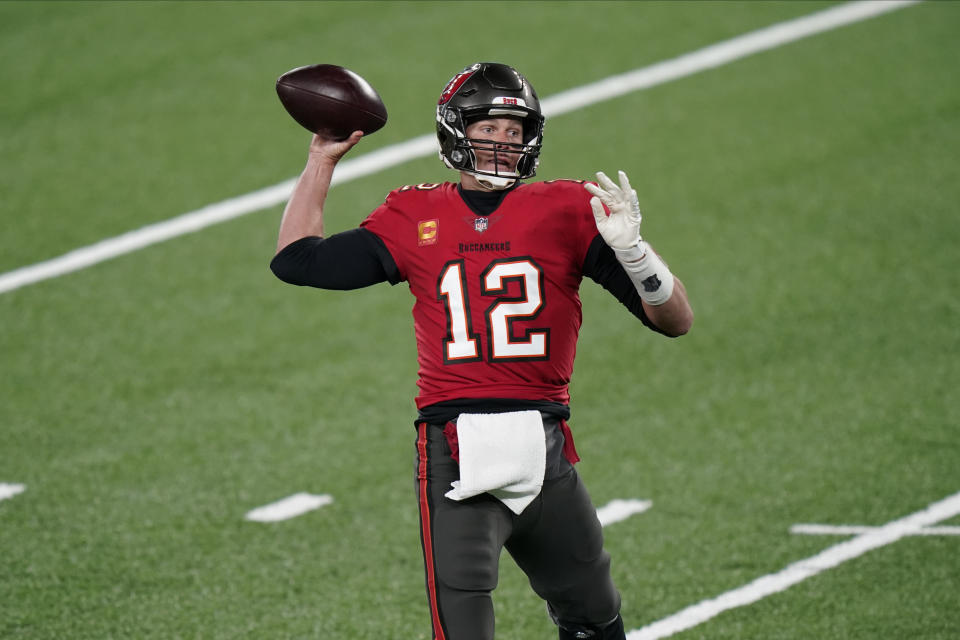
445, 410, 546, 515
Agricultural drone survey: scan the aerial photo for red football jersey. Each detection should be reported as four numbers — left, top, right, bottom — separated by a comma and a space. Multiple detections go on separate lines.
361, 180, 599, 409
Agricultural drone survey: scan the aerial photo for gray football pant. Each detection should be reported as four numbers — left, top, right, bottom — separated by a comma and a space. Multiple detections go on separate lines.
415, 418, 622, 640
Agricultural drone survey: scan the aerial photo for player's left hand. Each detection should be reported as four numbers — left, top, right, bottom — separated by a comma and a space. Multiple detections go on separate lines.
584, 170, 642, 250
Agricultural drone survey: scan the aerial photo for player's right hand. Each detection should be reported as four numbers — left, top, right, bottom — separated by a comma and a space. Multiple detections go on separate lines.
309, 130, 363, 163
584, 170, 643, 251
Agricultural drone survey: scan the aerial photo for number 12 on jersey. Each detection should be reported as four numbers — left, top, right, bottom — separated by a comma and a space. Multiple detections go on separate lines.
437, 258, 550, 363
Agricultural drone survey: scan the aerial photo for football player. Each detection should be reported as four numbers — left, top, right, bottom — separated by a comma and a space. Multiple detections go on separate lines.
271, 62, 693, 640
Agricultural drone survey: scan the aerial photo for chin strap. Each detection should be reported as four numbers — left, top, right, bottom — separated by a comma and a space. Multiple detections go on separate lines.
474, 172, 517, 191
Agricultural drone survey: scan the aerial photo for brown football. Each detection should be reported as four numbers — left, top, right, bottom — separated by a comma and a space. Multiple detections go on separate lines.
276, 64, 387, 139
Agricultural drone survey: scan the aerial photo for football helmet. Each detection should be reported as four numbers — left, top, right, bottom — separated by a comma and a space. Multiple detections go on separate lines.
436, 62, 545, 190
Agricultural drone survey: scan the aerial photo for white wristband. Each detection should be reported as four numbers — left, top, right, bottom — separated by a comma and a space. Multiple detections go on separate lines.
613, 240, 675, 305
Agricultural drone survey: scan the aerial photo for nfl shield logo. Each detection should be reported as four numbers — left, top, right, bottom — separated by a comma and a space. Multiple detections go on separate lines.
474, 217, 489, 233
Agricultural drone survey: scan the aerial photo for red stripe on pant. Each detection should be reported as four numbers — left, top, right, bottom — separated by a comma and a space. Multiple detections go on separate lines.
418, 422, 446, 640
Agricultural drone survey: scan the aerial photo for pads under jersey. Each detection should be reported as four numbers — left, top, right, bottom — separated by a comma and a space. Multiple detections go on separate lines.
361, 180, 601, 409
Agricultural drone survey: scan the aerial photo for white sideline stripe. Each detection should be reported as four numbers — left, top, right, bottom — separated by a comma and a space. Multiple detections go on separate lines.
244, 492, 333, 522
0, 483, 26, 502
598, 499, 653, 527
792, 523, 960, 536
0, 0, 919, 296
627, 490, 960, 640
541, 0, 919, 119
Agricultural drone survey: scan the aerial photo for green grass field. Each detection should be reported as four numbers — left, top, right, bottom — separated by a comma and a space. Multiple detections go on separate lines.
2, 1, 958, 638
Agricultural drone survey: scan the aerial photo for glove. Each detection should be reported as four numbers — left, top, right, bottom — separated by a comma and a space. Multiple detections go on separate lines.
584, 169, 675, 305
583, 170, 642, 251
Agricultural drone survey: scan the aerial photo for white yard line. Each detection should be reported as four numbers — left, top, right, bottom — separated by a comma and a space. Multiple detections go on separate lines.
598, 499, 653, 527
627, 490, 960, 640
244, 492, 333, 523
792, 523, 960, 536
540, 0, 920, 119
0, 0, 919, 296
0, 483, 26, 502
243, 494, 652, 524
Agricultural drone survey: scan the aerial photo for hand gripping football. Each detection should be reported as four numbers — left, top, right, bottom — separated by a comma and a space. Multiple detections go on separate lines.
276, 64, 387, 139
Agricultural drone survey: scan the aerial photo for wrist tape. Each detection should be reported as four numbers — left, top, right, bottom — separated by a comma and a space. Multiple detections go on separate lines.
613, 240, 675, 305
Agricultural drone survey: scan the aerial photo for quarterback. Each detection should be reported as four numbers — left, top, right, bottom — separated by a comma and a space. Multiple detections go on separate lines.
271, 62, 693, 640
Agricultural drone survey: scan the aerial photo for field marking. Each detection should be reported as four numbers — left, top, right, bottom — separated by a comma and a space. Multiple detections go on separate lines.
0, 483, 26, 502
0, 0, 919, 296
244, 492, 333, 523
626, 490, 960, 640
598, 499, 653, 527
792, 523, 960, 536
241, 493, 649, 524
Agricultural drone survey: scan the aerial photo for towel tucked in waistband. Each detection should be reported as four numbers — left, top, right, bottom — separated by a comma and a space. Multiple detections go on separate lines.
444, 410, 546, 515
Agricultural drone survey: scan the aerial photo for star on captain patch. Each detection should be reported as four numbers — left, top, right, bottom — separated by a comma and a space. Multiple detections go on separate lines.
465, 215, 501, 234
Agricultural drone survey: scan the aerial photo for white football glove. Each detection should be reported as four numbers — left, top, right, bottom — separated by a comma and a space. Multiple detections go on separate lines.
583, 169, 676, 305
584, 170, 642, 251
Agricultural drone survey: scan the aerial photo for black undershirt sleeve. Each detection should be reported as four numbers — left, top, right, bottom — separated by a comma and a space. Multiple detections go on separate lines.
270, 227, 401, 290
581, 234, 667, 335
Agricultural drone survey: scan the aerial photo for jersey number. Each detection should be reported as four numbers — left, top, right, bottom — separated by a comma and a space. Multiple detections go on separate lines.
438, 258, 549, 363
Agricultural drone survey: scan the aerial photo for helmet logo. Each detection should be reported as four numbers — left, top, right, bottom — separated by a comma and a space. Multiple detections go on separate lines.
492, 97, 526, 107
438, 64, 481, 105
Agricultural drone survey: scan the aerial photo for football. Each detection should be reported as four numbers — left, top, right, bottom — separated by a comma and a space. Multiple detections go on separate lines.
275, 64, 388, 139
